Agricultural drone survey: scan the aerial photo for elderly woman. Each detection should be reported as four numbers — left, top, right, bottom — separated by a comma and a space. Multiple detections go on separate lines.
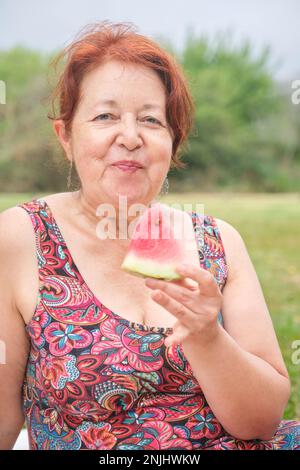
0, 22, 299, 451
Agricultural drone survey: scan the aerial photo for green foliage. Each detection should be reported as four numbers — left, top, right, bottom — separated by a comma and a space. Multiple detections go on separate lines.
0, 47, 67, 191
176, 32, 300, 190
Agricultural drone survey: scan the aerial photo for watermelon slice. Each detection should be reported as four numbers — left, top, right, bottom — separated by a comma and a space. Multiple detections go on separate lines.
121, 203, 200, 280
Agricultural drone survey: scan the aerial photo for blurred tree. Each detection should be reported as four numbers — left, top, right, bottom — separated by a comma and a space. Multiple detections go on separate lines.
174, 32, 296, 190
0, 47, 67, 191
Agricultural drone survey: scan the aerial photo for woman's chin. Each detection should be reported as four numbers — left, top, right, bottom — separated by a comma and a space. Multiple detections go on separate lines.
109, 188, 148, 206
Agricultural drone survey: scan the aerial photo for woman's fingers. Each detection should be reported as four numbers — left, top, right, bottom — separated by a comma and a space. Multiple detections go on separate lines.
171, 276, 199, 291
145, 264, 222, 343
175, 264, 221, 297
145, 277, 199, 313
149, 288, 197, 328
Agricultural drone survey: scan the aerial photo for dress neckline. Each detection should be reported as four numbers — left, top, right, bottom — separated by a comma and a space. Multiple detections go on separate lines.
36, 197, 180, 335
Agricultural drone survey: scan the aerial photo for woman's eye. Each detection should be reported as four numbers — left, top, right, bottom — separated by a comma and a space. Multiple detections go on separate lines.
144, 116, 162, 125
94, 113, 112, 121
93, 114, 162, 125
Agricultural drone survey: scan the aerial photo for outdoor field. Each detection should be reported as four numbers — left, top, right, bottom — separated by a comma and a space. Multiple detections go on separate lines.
1, 192, 299, 421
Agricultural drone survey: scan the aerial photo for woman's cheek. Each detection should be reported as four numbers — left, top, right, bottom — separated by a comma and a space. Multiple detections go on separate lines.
154, 133, 173, 160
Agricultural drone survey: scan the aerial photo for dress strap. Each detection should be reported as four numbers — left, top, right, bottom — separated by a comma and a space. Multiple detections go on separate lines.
17, 199, 46, 270
205, 214, 228, 289
189, 211, 228, 328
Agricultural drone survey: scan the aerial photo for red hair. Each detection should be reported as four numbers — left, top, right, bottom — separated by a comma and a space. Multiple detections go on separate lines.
48, 21, 195, 169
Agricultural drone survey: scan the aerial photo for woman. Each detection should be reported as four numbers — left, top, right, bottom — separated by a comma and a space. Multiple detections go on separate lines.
0, 21, 299, 450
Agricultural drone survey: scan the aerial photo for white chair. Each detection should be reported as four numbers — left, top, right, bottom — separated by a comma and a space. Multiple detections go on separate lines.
13, 428, 29, 450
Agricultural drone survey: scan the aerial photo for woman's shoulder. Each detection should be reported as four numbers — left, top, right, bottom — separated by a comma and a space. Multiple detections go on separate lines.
0, 194, 58, 286
213, 216, 240, 239
0, 204, 35, 251
0, 206, 37, 315
0, 196, 60, 321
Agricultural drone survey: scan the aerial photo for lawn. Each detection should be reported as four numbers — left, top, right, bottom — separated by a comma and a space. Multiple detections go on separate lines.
1, 191, 299, 420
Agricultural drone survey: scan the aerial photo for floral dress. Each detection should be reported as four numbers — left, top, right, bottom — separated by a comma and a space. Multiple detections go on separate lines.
17, 198, 300, 450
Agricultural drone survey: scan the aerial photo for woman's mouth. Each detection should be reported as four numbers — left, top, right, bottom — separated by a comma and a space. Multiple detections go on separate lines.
111, 163, 142, 173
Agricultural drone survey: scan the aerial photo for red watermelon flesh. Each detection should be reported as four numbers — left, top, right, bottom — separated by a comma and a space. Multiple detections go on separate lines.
121, 203, 200, 280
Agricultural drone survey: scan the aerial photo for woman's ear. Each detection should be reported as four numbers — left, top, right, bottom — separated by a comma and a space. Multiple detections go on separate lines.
52, 120, 72, 162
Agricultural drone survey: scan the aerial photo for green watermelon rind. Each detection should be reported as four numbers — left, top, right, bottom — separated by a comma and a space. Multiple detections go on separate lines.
121, 253, 181, 280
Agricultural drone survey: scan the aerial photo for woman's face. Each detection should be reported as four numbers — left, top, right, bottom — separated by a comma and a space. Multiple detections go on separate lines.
54, 59, 173, 210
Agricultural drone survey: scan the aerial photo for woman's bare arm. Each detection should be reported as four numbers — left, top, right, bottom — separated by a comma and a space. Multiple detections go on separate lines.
0, 208, 30, 449
181, 218, 290, 441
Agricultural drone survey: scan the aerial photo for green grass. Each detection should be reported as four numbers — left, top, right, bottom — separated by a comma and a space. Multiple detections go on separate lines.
2, 191, 300, 420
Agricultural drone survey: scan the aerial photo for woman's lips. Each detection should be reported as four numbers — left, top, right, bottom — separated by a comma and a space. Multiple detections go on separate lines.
111, 164, 142, 173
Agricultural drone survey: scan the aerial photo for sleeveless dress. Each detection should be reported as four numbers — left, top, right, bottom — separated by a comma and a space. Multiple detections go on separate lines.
17, 197, 300, 450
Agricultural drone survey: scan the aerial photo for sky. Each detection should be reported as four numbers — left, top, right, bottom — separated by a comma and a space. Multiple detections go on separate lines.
1, 0, 300, 81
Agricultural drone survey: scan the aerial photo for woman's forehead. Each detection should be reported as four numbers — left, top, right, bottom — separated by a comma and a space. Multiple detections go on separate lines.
79, 61, 167, 109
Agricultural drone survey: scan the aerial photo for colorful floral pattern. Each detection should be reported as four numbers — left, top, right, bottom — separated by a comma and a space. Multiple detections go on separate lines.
17, 198, 300, 450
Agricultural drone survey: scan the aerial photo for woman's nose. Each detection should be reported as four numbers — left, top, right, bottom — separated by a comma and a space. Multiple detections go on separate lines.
115, 117, 143, 150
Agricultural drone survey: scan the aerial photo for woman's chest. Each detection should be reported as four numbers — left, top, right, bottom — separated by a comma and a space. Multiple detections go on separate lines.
70, 257, 177, 328
17, 232, 176, 329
